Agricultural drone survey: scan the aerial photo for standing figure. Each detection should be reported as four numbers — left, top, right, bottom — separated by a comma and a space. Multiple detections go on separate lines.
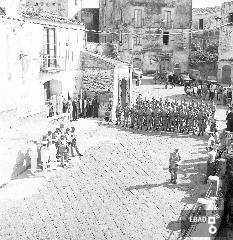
226, 106, 233, 132
204, 146, 217, 184
145, 105, 153, 131
115, 102, 122, 125
58, 135, 68, 168
48, 137, 57, 170
28, 140, 38, 174
70, 127, 83, 157
123, 103, 130, 127
41, 140, 49, 174
72, 98, 78, 121
169, 148, 181, 184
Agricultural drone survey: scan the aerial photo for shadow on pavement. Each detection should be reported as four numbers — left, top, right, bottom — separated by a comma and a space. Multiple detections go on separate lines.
125, 156, 208, 205
98, 121, 209, 143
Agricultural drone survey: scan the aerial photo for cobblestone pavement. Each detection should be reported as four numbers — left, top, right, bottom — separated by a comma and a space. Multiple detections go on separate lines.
0, 82, 223, 240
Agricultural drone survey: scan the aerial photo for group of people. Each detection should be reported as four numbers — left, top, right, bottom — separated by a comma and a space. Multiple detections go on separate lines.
28, 123, 82, 175
186, 82, 233, 106
115, 94, 217, 136
48, 94, 100, 121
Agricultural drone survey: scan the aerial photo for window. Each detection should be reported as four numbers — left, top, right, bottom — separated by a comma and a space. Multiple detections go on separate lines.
163, 32, 169, 45
120, 9, 123, 22
199, 19, 204, 29
44, 28, 57, 67
165, 11, 172, 28
103, 35, 107, 43
229, 13, 233, 23
103, 9, 106, 26
133, 35, 141, 45
134, 9, 142, 27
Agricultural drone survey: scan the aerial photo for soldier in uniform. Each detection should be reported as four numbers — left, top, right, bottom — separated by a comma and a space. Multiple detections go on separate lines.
129, 105, 136, 128
152, 105, 159, 131
161, 107, 168, 131
145, 104, 153, 131
138, 105, 144, 130
123, 103, 130, 127
178, 107, 185, 133
169, 148, 182, 184
115, 102, 122, 125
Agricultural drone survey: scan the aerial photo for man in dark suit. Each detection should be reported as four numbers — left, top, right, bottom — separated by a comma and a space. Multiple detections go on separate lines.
226, 106, 233, 132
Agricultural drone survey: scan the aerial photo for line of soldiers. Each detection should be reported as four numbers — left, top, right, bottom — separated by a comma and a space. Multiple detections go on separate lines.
115, 95, 216, 136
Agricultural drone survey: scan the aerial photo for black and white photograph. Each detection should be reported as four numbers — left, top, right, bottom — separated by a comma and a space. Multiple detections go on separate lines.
1, 0, 233, 239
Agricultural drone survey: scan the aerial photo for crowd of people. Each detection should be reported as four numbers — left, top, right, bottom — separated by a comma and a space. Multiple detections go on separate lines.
185, 82, 233, 106
115, 94, 217, 136
47, 94, 100, 120
28, 123, 83, 175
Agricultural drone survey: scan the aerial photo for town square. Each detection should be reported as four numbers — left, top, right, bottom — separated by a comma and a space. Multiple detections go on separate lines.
1, 0, 233, 239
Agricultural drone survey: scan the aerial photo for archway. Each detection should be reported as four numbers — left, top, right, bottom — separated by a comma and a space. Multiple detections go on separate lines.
44, 79, 62, 100
222, 65, 231, 84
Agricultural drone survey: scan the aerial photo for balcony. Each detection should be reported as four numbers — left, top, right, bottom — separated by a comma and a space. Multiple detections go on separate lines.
40, 55, 62, 73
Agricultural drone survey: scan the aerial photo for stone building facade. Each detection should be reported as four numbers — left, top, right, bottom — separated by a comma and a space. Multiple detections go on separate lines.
218, 1, 233, 85
25, 0, 82, 20
191, 7, 221, 79
81, 8, 99, 43
99, 0, 192, 74
0, 4, 85, 184
81, 51, 133, 120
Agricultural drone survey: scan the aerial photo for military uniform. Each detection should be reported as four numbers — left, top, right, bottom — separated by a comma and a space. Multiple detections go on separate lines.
169, 149, 181, 184
115, 104, 122, 125
146, 106, 153, 131
123, 105, 130, 127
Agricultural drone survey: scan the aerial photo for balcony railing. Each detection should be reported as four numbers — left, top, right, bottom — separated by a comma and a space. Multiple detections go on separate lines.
40, 54, 61, 72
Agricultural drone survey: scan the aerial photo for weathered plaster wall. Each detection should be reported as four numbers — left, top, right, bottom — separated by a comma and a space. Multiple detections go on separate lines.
25, 0, 82, 19
218, 1, 233, 83
81, 8, 99, 42
99, 0, 191, 73
192, 7, 221, 30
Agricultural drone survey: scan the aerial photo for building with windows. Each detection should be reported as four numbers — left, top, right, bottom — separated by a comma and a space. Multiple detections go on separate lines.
81, 8, 99, 42
25, 0, 82, 20
0, 4, 85, 184
191, 7, 221, 79
218, 1, 233, 84
99, 0, 192, 74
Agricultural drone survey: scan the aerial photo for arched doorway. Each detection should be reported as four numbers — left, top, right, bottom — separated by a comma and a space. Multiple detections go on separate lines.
222, 65, 231, 84
44, 79, 62, 100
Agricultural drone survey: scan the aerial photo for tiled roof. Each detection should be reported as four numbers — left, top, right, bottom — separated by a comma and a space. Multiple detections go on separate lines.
18, 6, 84, 25
82, 50, 132, 67
193, 6, 221, 15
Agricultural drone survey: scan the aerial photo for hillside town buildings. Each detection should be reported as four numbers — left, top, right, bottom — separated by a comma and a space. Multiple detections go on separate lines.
25, 0, 82, 20
218, 1, 233, 85
99, 0, 192, 74
191, 6, 221, 79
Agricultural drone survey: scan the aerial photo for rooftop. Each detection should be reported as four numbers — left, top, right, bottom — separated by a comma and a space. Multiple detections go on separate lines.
18, 6, 84, 25
82, 50, 132, 68
193, 6, 221, 15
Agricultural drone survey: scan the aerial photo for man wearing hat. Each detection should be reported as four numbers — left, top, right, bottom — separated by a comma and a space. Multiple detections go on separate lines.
169, 148, 181, 184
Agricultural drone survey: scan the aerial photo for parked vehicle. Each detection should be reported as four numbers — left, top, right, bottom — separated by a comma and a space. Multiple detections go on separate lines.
133, 68, 143, 79
179, 74, 193, 86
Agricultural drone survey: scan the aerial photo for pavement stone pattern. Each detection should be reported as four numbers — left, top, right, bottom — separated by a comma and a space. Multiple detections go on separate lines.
0, 82, 225, 240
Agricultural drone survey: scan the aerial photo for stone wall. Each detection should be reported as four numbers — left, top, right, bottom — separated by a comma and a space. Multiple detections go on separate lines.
81, 8, 99, 42
99, 0, 191, 73
218, 1, 233, 84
